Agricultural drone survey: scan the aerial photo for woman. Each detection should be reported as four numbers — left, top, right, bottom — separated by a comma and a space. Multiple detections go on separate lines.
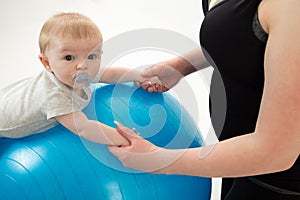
109, 0, 300, 199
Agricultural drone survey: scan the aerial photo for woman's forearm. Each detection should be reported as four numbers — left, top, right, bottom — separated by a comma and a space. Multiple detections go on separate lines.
173, 48, 211, 76
159, 133, 295, 178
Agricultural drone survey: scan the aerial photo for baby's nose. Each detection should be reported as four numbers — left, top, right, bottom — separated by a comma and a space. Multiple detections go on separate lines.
76, 61, 88, 70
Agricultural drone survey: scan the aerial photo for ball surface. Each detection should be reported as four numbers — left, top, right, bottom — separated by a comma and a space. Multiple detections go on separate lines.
0, 83, 211, 199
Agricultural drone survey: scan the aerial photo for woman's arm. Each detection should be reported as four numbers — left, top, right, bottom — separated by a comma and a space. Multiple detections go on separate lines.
109, 0, 300, 177
173, 47, 211, 75
139, 48, 210, 92
150, 48, 211, 77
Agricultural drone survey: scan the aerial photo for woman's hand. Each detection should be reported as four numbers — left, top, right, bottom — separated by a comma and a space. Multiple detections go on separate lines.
108, 121, 183, 173
135, 74, 167, 93
137, 61, 184, 93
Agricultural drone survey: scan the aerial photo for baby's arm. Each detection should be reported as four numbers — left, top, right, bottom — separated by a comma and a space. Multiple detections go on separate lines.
55, 112, 129, 146
99, 67, 160, 85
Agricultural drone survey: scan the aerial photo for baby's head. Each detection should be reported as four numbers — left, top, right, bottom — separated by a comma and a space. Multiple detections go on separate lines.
39, 12, 102, 54
38, 12, 103, 88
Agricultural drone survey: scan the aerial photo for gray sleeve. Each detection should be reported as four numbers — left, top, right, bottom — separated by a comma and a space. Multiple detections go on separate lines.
42, 89, 83, 120
41, 71, 92, 120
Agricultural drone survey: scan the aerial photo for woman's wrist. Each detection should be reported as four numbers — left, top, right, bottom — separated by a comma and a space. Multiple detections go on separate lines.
172, 56, 198, 76
153, 148, 187, 175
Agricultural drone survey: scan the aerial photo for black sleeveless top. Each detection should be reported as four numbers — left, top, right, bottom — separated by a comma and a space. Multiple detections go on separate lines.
200, 0, 300, 192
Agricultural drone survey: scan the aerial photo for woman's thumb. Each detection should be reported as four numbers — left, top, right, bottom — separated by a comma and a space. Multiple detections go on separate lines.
108, 145, 123, 155
114, 121, 140, 141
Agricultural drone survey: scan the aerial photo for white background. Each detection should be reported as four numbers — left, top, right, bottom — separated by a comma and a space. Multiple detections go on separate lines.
0, 0, 221, 199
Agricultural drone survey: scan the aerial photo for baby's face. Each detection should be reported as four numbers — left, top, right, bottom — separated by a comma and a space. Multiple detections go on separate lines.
44, 36, 102, 89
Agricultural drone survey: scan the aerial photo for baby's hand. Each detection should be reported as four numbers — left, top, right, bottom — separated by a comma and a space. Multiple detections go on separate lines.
137, 76, 167, 93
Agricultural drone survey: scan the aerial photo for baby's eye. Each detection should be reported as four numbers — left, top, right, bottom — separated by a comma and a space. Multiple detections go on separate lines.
64, 55, 74, 61
87, 54, 97, 60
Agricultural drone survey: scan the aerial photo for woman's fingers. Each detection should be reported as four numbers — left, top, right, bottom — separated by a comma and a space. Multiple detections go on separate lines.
114, 121, 141, 141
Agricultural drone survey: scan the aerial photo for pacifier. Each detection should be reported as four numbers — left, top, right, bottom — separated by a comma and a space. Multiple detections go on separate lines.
75, 72, 89, 83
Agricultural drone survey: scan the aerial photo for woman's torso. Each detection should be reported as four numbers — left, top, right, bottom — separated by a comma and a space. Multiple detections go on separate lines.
200, 0, 300, 192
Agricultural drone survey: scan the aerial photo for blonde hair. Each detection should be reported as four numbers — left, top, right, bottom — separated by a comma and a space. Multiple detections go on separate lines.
38, 12, 102, 53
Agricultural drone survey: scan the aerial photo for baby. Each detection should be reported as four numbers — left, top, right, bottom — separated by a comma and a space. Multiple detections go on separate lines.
0, 12, 157, 146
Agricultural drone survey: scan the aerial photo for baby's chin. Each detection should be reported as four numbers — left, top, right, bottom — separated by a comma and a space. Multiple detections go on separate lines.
72, 82, 89, 89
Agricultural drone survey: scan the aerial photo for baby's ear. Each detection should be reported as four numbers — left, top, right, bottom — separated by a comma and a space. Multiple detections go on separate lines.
38, 54, 52, 72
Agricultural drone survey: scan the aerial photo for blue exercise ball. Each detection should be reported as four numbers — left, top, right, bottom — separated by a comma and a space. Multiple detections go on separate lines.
0, 83, 211, 200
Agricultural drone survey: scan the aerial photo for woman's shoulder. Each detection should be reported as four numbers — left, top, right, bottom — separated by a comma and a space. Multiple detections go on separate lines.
258, 0, 300, 34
